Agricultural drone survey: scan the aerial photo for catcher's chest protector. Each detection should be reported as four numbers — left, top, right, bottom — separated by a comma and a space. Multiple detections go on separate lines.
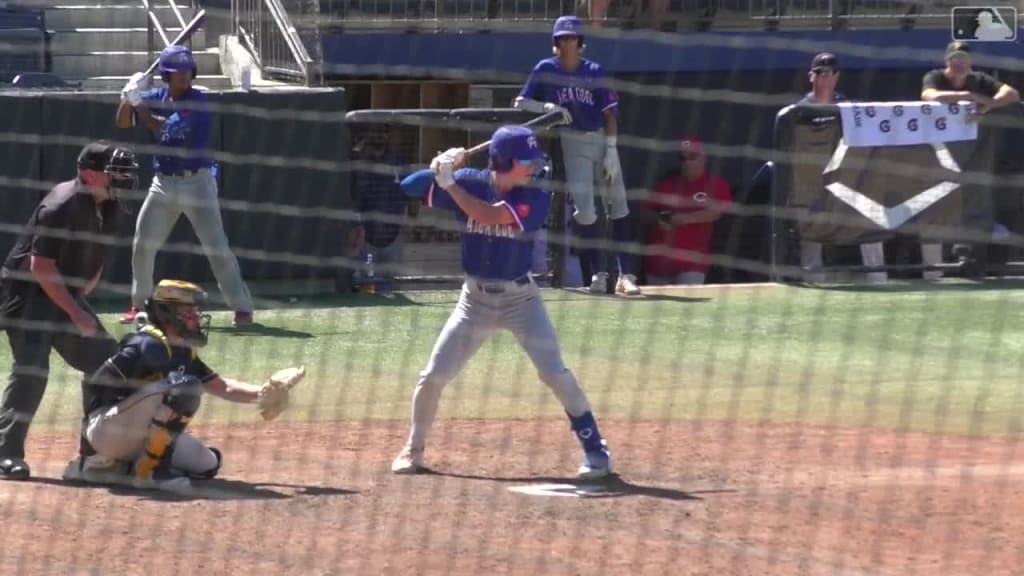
124, 324, 199, 383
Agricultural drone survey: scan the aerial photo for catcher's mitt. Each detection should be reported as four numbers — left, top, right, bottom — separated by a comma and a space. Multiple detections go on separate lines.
258, 365, 306, 421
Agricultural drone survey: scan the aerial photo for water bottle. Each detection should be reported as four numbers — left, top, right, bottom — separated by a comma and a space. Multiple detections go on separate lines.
362, 252, 376, 294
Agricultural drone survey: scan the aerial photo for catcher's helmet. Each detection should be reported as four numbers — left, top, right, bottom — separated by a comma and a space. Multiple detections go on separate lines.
488, 125, 544, 173
552, 15, 584, 47
158, 45, 197, 81
145, 279, 211, 347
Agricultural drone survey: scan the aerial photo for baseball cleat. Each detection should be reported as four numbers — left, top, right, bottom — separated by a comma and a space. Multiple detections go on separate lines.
62, 456, 134, 486
391, 446, 425, 474
0, 457, 30, 481
616, 274, 641, 296
577, 441, 613, 480
588, 272, 609, 294
232, 310, 254, 327
119, 306, 140, 324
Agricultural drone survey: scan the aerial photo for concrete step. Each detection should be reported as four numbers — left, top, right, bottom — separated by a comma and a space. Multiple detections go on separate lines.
79, 74, 234, 91
51, 47, 220, 78
45, 5, 196, 30
49, 27, 208, 54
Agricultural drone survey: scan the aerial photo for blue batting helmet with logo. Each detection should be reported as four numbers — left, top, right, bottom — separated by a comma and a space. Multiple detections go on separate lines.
159, 45, 197, 80
552, 15, 584, 46
489, 125, 544, 172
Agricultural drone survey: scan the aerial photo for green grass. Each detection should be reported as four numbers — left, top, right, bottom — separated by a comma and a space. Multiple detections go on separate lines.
13, 281, 1024, 438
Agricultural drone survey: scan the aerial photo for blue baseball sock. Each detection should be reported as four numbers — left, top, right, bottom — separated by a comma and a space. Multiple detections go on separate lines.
566, 410, 606, 454
611, 216, 634, 276
575, 222, 604, 276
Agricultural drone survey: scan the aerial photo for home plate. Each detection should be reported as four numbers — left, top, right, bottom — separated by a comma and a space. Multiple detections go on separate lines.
507, 483, 611, 498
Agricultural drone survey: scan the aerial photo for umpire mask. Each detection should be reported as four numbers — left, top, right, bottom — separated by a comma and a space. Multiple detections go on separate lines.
105, 147, 140, 204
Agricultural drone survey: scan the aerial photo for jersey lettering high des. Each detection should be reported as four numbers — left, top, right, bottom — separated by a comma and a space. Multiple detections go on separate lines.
518, 57, 618, 132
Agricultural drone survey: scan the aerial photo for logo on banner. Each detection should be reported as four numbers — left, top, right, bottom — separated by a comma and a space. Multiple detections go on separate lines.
908, 119, 919, 131
823, 140, 963, 231
952, 6, 1017, 42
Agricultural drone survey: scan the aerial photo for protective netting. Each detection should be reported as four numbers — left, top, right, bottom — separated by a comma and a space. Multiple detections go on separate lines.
0, 1, 1023, 574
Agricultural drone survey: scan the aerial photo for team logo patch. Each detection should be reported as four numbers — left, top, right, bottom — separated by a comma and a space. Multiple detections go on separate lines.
517, 203, 531, 218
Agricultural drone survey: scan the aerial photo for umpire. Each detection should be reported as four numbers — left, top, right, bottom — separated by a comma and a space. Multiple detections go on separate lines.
0, 141, 139, 480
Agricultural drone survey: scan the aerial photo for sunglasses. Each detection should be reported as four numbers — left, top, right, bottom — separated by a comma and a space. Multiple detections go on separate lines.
813, 69, 837, 77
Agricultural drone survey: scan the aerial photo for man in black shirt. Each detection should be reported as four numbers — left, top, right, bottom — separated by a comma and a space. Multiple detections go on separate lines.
922, 42, 1020, 277
922, 41, 1020, 114
0, 141, 140, 480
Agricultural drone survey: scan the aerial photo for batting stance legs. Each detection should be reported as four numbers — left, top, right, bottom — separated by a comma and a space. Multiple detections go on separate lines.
561, 130, 637, 294
130, 171, 254, 318
66, 375, 221, 488
395, 278, 610, 478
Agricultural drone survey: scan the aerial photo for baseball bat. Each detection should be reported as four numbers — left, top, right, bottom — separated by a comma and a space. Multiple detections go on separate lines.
398, 110, 568, 199
142, 9, 206, 79
459, 109, 567, 160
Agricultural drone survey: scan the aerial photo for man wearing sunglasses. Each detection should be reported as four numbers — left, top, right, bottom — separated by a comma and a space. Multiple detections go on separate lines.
641, 137, 732, 286
797, 52, 888, 284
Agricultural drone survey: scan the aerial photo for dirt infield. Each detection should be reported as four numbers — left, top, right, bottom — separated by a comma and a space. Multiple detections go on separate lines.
0, 419, 1021, 576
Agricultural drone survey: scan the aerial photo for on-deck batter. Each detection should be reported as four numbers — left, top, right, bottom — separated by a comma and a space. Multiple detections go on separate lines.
390, 125, 613, 480
514, 15, 640, 296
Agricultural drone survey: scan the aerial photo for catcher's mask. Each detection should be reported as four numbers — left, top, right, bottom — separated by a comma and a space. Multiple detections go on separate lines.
145, 279, 212, 347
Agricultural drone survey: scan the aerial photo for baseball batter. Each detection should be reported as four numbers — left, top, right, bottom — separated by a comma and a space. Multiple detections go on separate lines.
116, 45, 255, 327
391, 126, 613, 479
514, 15, 640, 296
62, 279, 303, 492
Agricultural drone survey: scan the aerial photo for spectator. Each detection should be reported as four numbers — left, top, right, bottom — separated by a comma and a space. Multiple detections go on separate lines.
640, 136, 732, 285
349, 127, 409, 293
796, 53, 888, 283
921, 41, 1020, 279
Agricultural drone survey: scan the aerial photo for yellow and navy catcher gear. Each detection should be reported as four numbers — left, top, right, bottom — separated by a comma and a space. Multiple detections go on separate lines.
144, 279, 211, 347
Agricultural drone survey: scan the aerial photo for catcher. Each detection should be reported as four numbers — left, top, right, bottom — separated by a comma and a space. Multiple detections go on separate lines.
62, 279, 304, 492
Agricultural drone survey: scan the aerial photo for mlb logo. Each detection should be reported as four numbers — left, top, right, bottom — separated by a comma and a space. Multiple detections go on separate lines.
951, 6, 1017, 42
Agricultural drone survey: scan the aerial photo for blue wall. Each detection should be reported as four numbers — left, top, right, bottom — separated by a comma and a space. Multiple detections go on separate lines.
320, 28, 1023, 77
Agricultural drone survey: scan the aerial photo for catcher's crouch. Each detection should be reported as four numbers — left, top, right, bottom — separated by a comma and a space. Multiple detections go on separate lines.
62, 279, 304, 491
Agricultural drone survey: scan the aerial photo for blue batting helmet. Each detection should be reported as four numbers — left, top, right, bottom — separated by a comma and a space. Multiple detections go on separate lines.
552, 15, 583, 46
489, 125, 544, 173
159, 45, 197, 80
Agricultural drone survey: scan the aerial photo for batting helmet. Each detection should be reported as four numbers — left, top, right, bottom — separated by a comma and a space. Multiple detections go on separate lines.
552, 15, 584, 47
489, 125, 544, 173
144, 279, 212, 347
158, 45, 197, 81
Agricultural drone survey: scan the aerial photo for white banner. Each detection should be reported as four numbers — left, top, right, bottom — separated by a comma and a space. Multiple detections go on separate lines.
837, 101, 978, 148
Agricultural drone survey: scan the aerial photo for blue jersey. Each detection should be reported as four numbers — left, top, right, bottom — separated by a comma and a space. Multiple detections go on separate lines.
139, 87, 213, 174
426, 168, 551, 281
82, 323, 216, 415
354, 154, 406, 248
518, 57, 618, 132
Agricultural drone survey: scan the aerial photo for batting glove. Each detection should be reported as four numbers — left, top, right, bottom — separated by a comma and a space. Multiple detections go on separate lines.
129, 71, 151, 92
603, 137, 621, 182
543, 102, 573, 126
430, 147, 465, 189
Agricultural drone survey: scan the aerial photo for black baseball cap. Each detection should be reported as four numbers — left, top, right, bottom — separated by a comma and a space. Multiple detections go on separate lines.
946, 41, 971, 57
810, 52, 839, 71
76, 141, 119, 171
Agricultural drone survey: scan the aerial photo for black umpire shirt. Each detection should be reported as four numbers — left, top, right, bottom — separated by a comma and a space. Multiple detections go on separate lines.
1, 179, 118, 318
922, 69, 1002, 98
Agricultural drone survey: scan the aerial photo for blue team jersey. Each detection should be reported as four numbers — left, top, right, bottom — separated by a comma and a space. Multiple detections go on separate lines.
426, 168, 551, 281
139, 86, 213, 174
518, 57, 618, 132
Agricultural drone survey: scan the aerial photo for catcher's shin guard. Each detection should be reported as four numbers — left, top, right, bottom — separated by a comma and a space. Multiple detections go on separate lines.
134, 383, 201, 481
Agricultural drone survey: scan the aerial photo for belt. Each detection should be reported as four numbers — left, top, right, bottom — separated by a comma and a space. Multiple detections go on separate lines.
158, 167, 206, 177
474, 275, 531, 295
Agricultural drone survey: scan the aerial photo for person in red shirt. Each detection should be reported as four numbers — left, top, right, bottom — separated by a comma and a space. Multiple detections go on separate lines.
641, 137, 732, 285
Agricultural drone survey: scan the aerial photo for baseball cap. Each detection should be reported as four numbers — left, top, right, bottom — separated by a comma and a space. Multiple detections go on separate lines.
946, 41, 970, 58
680, 136, 704, 156
810, 52, 839, 72
490, 125, 545, 167
76, 141, 117, 171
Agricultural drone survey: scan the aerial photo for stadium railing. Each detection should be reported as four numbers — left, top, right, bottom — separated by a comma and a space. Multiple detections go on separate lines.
231, 0, 317, 84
